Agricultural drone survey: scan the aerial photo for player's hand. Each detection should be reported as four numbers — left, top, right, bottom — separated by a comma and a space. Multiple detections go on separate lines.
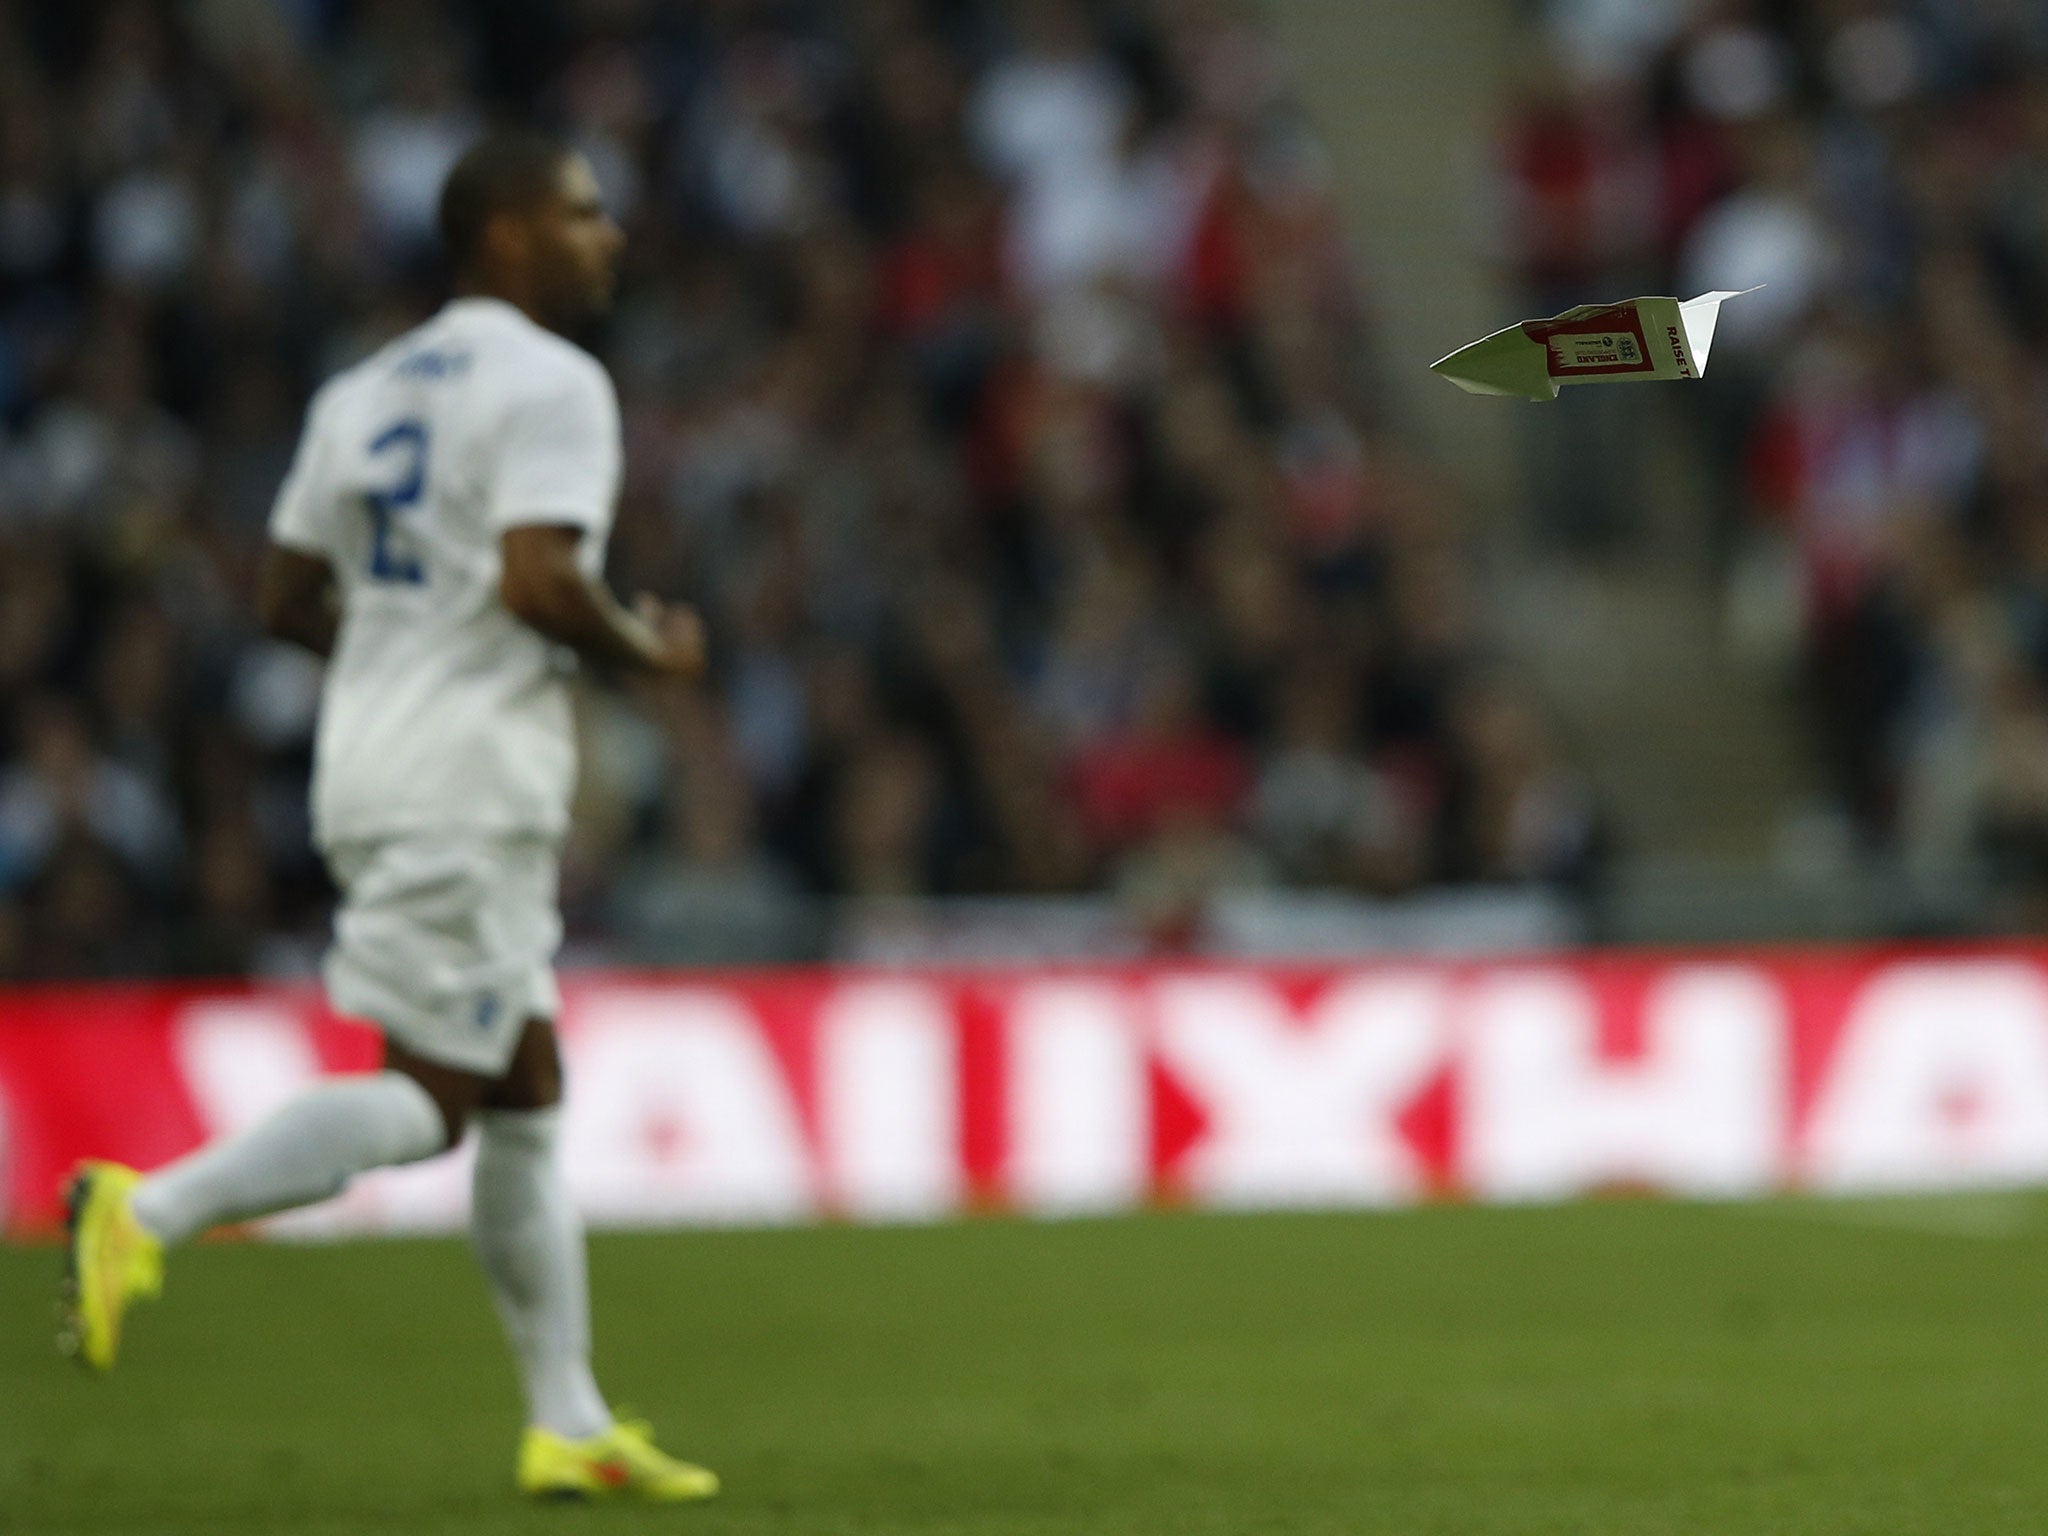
634, 593, 707, 679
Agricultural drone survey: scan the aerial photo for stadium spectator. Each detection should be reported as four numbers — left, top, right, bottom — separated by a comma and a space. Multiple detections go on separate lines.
1522, 0, 2048, 915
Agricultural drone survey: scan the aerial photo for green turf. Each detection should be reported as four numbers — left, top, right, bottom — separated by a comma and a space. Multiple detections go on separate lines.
6, 1196, 2048, 1534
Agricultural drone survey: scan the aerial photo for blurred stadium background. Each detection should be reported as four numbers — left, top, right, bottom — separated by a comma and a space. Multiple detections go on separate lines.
1, 0, 1563, 981
8, 0, 2048, 981
5, 0, 2039, 982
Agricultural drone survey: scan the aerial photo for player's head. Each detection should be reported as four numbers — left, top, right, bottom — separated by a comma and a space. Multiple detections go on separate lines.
438, 131, 623, 330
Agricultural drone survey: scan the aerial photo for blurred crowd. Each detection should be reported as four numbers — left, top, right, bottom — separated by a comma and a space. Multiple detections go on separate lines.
0, 0, 1596, 979
1508, 0, 2048, 905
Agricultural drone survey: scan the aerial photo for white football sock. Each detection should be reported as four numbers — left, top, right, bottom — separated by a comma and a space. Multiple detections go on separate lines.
130, 1071, 446, 1246
470, 1107, 611, 1440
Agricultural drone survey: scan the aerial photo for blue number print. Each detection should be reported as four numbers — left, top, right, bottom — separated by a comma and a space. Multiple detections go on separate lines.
365, 419, 428, 584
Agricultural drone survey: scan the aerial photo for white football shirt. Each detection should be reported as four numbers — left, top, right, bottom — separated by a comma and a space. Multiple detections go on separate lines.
267, 296, 621, 847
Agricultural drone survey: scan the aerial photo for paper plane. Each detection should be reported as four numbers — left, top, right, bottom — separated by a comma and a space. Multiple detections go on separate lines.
1431, 289, 1759, 401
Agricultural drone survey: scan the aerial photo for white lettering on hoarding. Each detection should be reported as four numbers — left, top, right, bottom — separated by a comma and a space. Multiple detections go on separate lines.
563, 989, 816, 1225
107, 955, 2048, 1239
816, 982, 960, 1220
1803, 962, 2048, 1191
173, 999, 322, 1137
1153, 973, 1449, 1206
1005, 982, 1148, 1215
1460, 967, 1785, 1200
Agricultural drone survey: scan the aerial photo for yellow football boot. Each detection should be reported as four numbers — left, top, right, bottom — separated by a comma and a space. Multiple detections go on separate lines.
60, 1162, 164, 1372
517, 1419, 720, 1502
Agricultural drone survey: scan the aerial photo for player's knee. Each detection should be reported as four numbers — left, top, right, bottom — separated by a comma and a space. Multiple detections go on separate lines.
424, 1088, 473, 1149
384, 1050, 486, 1148
406, 1078, 476, 1149
524, 1030, 564, 1106
489, 1018, 564, 1111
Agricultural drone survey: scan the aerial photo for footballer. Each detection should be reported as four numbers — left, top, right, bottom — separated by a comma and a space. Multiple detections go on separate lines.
59, 131, 716, 1503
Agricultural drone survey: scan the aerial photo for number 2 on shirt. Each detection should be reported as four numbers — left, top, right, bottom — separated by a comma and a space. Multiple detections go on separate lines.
365, 419, 429, 584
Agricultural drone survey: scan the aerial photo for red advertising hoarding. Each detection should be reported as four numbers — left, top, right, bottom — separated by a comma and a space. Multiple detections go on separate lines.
4, 950, 2047, 1237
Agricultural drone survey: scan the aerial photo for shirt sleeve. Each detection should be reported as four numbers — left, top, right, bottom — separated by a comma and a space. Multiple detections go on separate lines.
266, 387, 338, 555
486, 357, 622, 534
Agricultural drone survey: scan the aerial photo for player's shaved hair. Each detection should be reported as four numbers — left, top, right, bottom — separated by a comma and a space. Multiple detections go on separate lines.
438, 130, 574, 272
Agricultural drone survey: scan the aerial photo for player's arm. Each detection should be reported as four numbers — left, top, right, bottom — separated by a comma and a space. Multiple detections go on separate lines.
490, 361, 701, 676
257, 544, 341, 658
499, 524, 705, 677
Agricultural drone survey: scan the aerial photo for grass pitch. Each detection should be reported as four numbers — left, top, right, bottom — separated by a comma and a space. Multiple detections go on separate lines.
6, 1196, 2048, 1535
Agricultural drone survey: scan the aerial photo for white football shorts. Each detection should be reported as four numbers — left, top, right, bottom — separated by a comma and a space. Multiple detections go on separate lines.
321, 834, 563, 1076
